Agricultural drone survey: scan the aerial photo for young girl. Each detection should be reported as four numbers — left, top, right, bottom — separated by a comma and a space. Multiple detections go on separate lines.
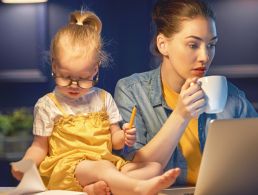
11, 10, 180, 195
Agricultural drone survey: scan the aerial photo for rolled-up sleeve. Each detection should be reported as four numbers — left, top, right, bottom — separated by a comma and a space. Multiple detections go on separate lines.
114, 79, 148, 160
236, 88, 258, 118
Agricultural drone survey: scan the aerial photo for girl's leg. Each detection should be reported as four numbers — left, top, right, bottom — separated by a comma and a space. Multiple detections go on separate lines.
75, 159, 180, 195
83, 181, 110, 195
121, 162, 163, 179
74, 160, 111, 195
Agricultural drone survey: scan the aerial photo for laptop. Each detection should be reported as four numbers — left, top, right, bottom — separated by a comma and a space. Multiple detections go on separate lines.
159, 118, 258, 195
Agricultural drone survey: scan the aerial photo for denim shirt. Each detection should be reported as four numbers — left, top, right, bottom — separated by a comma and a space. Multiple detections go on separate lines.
114, 67, 258, 185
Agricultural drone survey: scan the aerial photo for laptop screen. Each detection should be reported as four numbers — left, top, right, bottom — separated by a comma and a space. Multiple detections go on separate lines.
195, 118, 258, 195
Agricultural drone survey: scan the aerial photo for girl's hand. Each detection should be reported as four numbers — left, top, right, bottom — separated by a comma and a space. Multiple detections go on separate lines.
175, 77, 206, 119
11, 165, 23, 181
122, 123, 136, 147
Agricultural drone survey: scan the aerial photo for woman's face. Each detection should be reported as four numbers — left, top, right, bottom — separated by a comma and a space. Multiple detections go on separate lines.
161, 16, 218, 85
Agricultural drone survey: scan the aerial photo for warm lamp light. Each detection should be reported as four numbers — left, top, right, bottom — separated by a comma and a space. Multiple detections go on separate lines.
1, 0, 47, 3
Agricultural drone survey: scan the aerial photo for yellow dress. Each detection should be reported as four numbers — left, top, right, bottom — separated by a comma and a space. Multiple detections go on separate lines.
39, 92, 127, 191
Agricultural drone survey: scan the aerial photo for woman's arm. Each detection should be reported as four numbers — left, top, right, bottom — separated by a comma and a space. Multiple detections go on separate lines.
133, 110, 189, 168
114, 81, 149, 158
115, 77, 205, 169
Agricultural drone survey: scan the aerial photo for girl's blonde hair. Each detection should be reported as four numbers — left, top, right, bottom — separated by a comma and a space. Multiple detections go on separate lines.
50, 10, 108, 67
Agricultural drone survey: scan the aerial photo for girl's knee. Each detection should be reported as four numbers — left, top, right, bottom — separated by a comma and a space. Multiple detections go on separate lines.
77, 160, 113, 172
121, 161, 163, 177
75, 160, 114, 186
97, 160, 114, 169
148, 162, 163, 175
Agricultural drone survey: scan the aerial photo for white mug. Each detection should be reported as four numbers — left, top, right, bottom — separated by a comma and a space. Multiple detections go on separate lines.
198, 75, 228, 114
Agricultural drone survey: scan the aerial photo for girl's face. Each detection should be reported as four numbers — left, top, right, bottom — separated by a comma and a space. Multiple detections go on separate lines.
52, 51, 99, 100
159, 16, 218, 87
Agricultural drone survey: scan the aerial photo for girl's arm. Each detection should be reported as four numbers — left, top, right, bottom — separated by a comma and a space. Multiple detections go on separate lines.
110, 123, 125, 150
110, 123, 136, 150
11, 135, 48, 180
22, 135, 49, 166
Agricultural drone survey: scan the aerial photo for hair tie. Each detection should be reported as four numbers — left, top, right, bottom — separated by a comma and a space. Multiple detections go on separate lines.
76, 21, 83, 26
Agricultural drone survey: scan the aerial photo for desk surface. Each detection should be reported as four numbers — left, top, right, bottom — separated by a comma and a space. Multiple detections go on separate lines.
0, 187, 196, 195
0, 187, 14, 195
159, 187, 195, 195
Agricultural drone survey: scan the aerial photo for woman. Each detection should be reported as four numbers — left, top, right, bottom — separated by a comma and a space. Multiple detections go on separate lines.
114, 0, 258, 186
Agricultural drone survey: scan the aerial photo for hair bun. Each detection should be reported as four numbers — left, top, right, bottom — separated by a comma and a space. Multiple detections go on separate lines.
69, 11, 102, 34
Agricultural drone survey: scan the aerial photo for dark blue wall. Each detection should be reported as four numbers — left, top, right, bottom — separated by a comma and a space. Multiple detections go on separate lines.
1, 0, 258, 110
212, 0, 258, 65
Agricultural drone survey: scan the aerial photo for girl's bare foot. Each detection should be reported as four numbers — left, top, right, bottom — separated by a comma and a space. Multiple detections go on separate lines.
137, 168, 181, 195
83, 180, 110, 195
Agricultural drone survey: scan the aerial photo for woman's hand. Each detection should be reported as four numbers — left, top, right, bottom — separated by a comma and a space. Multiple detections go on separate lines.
122, 123, 136, 147
11, 165, 23, 181
175, 77, 206, 119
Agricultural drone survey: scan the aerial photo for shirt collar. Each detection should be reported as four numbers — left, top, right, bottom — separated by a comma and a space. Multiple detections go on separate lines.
149, 66, 168, 108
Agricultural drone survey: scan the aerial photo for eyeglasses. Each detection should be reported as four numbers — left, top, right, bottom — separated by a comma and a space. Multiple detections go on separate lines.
52, 72, 99, 89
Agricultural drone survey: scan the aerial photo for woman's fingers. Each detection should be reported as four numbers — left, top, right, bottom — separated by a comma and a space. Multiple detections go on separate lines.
187, 98, 206, 117
177, 77, 206, 118
181, 80, 201, 98
183, 88, 205, 106
181, 77, 199, 91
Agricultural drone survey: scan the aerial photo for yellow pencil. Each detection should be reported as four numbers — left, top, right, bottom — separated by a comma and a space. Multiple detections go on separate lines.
129, 106, 137, 128
123, 106, 137, 153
